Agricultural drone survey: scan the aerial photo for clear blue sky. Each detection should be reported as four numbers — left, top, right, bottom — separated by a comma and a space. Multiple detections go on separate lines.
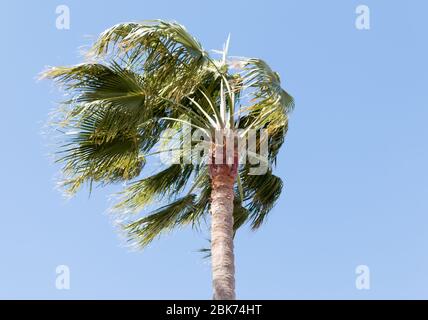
1, 0, 427, 299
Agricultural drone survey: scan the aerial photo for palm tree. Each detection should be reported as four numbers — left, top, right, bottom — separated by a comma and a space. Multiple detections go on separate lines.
42, 20, 294, 300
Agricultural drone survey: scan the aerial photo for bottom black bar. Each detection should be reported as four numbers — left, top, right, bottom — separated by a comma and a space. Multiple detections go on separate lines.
0, 300, 425, 318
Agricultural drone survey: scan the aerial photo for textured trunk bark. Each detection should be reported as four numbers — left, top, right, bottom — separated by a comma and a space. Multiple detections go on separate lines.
210, 165, 236, 300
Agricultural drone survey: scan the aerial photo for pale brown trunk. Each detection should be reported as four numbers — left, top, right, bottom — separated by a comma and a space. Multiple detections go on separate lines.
210, 165, 236, 300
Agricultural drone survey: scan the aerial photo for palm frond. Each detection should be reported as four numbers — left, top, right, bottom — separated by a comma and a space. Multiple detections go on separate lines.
113, 164, 194, 213
234, 58, 294, 113
88, 20, 209, 102
89, 20, 206, 60
240, 167, 283, 229
57, 108, 144, 195
124, 194, 196, 247
233, 197, 249, 232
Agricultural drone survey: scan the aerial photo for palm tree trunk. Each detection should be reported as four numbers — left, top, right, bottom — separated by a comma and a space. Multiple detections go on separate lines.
210, 165, 236, 300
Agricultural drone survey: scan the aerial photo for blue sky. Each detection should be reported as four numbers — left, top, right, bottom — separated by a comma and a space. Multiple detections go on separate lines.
0, 0, 427, 299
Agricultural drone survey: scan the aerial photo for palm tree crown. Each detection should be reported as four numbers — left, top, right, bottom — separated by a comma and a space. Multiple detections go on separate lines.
43, 20, 294, 299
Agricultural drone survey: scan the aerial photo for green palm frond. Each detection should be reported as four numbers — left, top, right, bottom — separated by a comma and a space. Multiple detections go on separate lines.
236, 58, 294, 113
57, 108, 144, 195
124, 194, 196, 247
233, 197, 249, 232
113, 164, 194, 213
89, 20, 206, 61
197, 247, 212, 259
88, 20, 209, 103
240, 167, 283, 229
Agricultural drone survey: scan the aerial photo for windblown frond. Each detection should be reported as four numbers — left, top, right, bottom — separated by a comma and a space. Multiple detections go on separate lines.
124, 194, 196, 247
89, 20, 206, 61
240, 167, 283, 229
236, 58, 294, 113
57, 108, 145, 195
88, 20, 209, 103
113, 164, 193, 213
